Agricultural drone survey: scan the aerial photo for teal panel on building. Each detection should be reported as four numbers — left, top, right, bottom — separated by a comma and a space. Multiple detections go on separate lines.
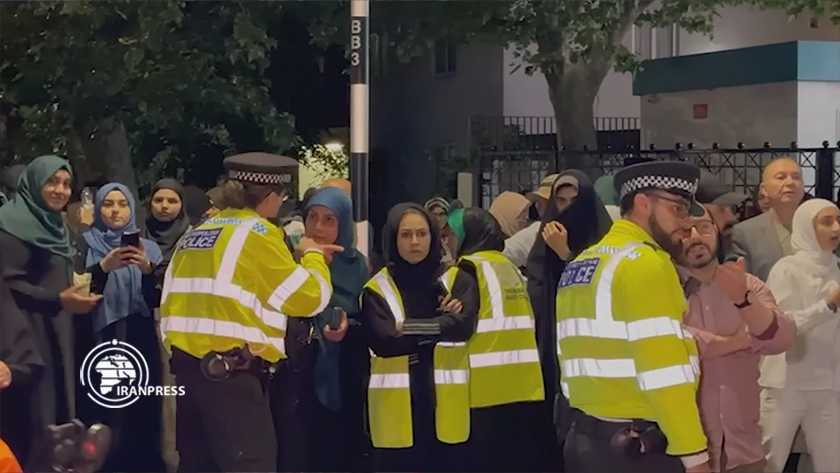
633, 41, 840, 96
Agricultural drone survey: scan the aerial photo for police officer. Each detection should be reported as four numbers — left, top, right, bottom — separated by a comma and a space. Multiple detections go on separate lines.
160, 153, 341, 473
555, 161, 712, 473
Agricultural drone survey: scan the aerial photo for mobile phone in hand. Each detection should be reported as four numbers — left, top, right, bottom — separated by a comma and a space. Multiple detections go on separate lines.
120, 230, 140, 247
434, 280, 449, 299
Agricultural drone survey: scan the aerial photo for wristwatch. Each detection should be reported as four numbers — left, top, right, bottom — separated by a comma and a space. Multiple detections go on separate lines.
734, 291, 754, 309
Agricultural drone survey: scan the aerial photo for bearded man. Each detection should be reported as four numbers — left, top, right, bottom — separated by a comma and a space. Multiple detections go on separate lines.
556, 161, 713, 473
679, 206, 793, 472
694, 170, 749, 261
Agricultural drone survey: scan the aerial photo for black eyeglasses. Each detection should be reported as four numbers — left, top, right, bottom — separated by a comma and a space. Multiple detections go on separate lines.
644, 192, 691, 219
689, 221, 716, 236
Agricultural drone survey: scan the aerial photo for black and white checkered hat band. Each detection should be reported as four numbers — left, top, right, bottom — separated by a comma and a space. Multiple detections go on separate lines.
228, 169, 289, 185
619, 175, 698, 198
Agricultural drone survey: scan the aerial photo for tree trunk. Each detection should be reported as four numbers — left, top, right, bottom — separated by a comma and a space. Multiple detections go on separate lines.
543, 61, 611, 177
78, 118, 139, 197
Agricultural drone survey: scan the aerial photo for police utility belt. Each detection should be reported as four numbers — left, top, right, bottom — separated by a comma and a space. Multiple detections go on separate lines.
199, 345, 277, 382
571, 409, 668, 459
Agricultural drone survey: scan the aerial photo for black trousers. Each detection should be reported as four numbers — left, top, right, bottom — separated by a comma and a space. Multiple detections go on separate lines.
271, 319, 374, 473
95, 315, 165, 473
171, 348, 277, 473
468, 402, 547, 473
563, 413, 685, 473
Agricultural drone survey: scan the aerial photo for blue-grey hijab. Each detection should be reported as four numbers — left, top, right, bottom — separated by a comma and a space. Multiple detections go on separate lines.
305, 187, 368, 411
83, 183, 163, 332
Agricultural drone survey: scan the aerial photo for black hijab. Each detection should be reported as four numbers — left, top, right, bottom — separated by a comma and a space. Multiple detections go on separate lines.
526, 170, 612, 293
458, 207, 505, 256
144, 178, 190, 264
525, 170, 612, 395
181, 185, 211, 226
383, 202, 444, 297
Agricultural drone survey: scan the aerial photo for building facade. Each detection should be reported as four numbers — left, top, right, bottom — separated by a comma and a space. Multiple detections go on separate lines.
369, 4, 840, 202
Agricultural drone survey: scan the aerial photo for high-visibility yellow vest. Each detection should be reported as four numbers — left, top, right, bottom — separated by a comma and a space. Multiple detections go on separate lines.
554, 219, 706, 457
444, 251, 545, 408
160, 207, 333, 363
365, 268, 470, 449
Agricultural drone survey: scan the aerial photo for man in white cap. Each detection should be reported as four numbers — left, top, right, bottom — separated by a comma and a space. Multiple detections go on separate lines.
504, 174, 559, 268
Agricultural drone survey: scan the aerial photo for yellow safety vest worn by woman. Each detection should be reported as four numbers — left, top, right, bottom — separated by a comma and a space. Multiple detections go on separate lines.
161, 206, 332, 362
366, 268, 470, 448
443, 252, 544, 407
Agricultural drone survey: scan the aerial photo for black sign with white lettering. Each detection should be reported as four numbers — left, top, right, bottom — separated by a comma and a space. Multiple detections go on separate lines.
557, 258, 600, 289
349, 16, 367, 84
180, 228, 223, 251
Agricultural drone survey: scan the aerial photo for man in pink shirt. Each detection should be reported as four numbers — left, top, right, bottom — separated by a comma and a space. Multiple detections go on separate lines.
679, 207, 795, 473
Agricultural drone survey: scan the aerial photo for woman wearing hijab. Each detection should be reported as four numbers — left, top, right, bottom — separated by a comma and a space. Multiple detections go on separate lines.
489, 191, 532, 238
425, 197, 456, 264
306, 187, 370, 471
75, 182, 164, 472
180, 185, 212, 226
765, 199, 840, 473
143, 178, 190, 473
145, 179, 190, 276
524, 170, 612, 470
447, 207, 545, 473
363, 203, 479, 472
205, 185, 227, 219
0, 156, 102, 462
272, 187, 369, 472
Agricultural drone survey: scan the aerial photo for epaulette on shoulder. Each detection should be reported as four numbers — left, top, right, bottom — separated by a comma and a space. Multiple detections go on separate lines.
642, 241, 661, 251
584, 244, 643, 261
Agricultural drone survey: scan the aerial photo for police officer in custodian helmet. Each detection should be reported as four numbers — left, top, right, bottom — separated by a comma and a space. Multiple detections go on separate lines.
160, 153, 342, 472
556, 161, 712, 473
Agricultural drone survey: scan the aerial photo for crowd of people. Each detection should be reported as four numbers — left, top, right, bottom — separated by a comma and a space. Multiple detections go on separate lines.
0, 151, 836, 473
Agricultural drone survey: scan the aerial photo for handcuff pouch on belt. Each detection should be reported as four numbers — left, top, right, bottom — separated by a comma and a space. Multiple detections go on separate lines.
611, 419, 668, 459
200, 346, 257, 382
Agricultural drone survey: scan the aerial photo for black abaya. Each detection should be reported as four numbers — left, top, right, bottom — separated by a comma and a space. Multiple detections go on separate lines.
0, 230, 74, 463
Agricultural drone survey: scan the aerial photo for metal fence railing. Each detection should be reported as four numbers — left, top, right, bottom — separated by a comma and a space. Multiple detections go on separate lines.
477, 143, 840, 208
468, 115, 641, 152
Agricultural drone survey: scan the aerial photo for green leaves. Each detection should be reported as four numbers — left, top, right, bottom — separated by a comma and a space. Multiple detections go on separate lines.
1, 0, 299, 190
757, 0, 840, 24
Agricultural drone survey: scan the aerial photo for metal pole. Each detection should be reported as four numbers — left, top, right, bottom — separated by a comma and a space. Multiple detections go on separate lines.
350, 0, 370, 258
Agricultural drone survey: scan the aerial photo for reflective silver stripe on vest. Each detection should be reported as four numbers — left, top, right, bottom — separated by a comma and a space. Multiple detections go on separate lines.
434, 369, 469, 384
468, 257, 535, 334
443, 258, 540, 368
369, 373, 410, 389
374, 272, 405, 323
160, 315, 285, 353
162, 218, 288, 337
266, 265, 331, 317
470, 349, 540, 368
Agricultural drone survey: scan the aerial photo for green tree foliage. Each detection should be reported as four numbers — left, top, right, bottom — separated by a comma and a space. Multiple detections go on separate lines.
0, 0, 299, 195
308, 0, 840, 168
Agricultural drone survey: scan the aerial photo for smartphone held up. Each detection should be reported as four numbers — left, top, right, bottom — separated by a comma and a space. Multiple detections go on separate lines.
120, 230, 140, 248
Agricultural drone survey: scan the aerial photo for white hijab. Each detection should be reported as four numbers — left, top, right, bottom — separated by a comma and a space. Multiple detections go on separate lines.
789, 198, 840, 275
